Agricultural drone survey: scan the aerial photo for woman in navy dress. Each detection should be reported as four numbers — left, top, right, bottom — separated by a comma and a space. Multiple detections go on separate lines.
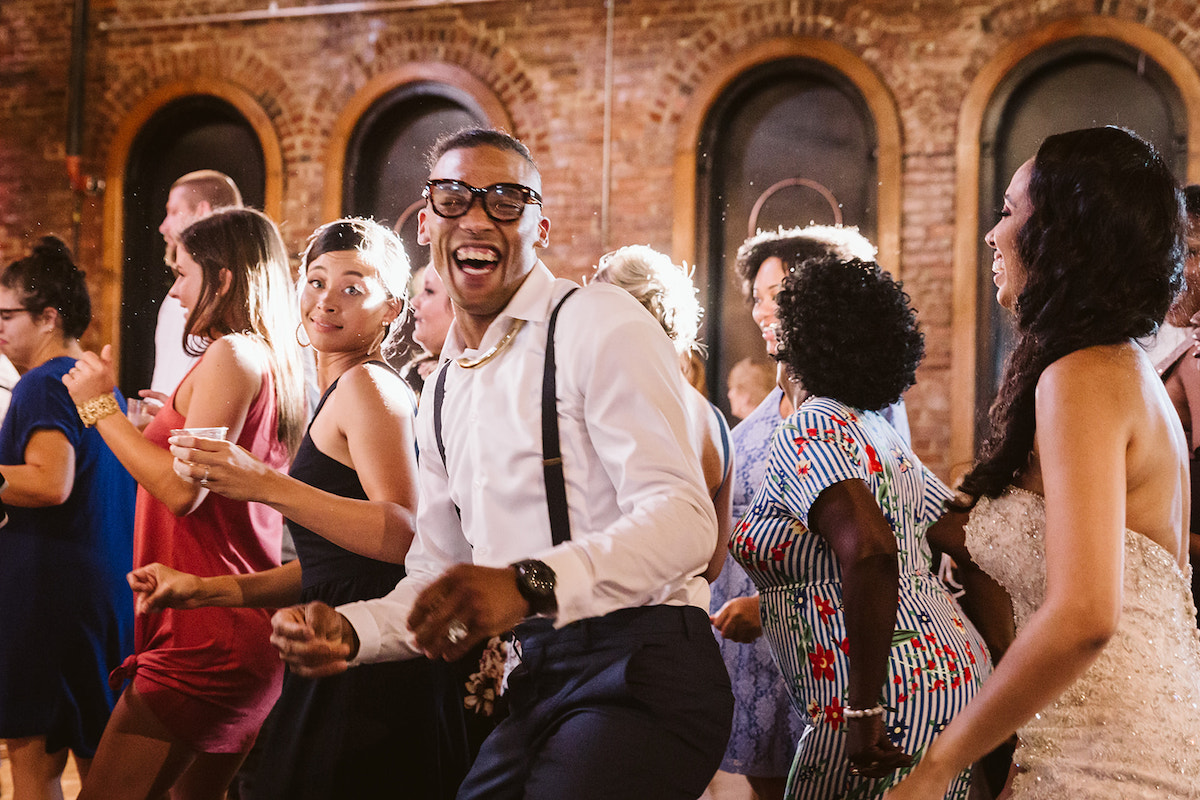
0, 237, 135, 800
129, 218, 471, 799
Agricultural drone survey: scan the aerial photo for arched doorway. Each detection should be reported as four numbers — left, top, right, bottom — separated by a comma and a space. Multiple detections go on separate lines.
338, 81, 495, 260
327, 69, 508, 366
697, 58, 879, 414
120, 95, 267, 396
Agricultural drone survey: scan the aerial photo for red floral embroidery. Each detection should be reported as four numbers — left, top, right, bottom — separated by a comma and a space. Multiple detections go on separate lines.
808, 644, 838, 682
863, 443, 883, 474
814, 597, 836, 622
825, 697, 845, 731
770, 541, 794, 561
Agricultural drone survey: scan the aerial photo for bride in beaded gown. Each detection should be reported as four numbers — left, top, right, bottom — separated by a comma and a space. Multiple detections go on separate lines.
885, 127, 1200, 800
965, 488, 1200, 797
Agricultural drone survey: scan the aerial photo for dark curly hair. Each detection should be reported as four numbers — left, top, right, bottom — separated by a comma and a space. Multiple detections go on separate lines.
960, 126, 1186, 502
775, 256, 923, 410
1, 235, 91, 339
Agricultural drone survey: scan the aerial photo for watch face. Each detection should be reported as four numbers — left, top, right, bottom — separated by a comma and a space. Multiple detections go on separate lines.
516, 560, 556, 615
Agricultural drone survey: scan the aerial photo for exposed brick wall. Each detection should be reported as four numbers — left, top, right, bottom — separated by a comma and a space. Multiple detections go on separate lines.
3, 0, 1200, 477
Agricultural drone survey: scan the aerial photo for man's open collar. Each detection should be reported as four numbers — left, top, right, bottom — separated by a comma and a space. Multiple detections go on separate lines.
441, 261, 560, 361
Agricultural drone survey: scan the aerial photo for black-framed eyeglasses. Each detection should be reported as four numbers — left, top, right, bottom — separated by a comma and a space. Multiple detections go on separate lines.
423, 180, 543, 223
0, 308, 33, 322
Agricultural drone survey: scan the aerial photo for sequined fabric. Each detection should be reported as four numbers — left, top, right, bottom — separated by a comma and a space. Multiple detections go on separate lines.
965, 487, 1200, 799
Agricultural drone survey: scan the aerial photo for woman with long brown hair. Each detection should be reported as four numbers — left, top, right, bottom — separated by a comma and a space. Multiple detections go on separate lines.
885, 127, 1200, 798
65, 207, 306, 800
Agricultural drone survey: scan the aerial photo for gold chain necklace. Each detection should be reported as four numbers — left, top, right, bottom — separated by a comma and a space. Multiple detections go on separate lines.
456, 318, 526, 369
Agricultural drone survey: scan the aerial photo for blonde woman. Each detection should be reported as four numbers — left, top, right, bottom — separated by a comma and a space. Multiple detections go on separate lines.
592, 244, 733, 581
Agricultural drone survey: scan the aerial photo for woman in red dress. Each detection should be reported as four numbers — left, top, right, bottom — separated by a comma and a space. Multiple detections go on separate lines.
65, 207, 307, 800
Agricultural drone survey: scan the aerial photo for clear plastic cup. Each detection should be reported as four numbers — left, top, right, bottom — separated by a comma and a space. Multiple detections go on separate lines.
170, 426, 229, 441
126, 398, 153, 429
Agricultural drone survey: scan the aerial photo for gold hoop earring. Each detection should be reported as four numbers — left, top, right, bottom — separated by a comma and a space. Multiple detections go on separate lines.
295, 321, 311, 348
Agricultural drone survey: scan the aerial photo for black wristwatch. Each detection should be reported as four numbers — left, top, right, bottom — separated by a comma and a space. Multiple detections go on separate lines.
512, 559, 557, 618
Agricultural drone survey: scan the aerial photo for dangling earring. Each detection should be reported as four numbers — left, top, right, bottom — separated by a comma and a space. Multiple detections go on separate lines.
295, 321, 311, 348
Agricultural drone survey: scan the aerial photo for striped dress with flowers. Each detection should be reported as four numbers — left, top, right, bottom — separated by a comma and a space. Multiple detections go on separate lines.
730, 397, 991, 800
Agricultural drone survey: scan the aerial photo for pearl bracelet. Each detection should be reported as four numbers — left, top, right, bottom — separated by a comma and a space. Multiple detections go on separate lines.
843, 705, 886, 719
76, 393, 122, 427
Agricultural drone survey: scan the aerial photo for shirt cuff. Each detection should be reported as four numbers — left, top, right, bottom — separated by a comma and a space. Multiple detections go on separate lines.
339, 599, 384, 665
534, 545, 592, 628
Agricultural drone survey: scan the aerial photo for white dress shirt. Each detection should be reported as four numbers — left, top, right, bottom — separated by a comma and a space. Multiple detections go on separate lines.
150, 294, 199, 395
341, 262, 718, 663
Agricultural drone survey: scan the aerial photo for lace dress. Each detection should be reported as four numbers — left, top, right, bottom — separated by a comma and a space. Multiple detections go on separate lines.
965, 488, 1200, 799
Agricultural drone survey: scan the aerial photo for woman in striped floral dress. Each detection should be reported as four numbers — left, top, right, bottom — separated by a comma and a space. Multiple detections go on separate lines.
730, 254, 1001, 800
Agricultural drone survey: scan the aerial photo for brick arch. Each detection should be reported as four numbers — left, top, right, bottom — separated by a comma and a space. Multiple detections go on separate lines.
320, 62, 514, 223
948, 13, 1200, 471
666, 32, 903, 275
345, 20, 547, 144
98, 75, 287, 352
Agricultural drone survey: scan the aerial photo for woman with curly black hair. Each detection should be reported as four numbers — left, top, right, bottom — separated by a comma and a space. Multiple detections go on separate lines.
730, 255, 996, 799
885, 127, 1200, 799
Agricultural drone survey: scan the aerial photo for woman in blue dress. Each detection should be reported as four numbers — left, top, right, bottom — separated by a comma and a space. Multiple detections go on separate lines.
0, 237, 135, 800
731, 254, 1003, 799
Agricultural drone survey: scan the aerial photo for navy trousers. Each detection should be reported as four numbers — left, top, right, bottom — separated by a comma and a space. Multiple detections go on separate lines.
457, 605, 734, 800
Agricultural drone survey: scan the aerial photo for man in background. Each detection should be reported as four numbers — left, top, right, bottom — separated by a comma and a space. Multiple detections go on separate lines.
151, 170, 243, 397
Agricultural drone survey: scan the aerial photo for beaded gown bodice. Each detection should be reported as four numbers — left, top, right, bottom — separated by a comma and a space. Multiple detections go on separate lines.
965, 488, 1200, 799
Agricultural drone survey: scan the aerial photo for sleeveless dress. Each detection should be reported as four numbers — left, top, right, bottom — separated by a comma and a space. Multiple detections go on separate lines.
731, 397, 991, 799
965, 487, 1200, 799
113, 354, 287, 753
251, 367, 471, 800
0, 357, 135, 756
710, 387, 809, 775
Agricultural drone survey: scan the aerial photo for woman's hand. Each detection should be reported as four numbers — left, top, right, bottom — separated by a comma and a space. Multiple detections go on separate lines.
845, 715, 912, 779
128, 562, 205, 614
710, 595, 763, 642
137, 389, 170, 418
169, 434, 272, 503
879, 757, 954, 799
62, 344, 118, 404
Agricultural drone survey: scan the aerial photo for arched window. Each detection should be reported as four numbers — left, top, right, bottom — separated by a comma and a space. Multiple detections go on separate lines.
342, 83, 488, 257
121, 95, 266, 395
697, 58, 878, 412
975, 40, 1187, 443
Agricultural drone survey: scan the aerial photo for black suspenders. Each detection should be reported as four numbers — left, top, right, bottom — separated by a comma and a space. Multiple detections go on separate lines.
433, 287, 579, 545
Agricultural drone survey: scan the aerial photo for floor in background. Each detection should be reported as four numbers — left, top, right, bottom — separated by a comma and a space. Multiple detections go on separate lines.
0, 743, 82, 800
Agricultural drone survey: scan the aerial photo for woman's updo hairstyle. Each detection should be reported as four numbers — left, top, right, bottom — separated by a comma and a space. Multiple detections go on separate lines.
774, 255, 923, 411
1, 235, 92, 339
592, 245, 703, 356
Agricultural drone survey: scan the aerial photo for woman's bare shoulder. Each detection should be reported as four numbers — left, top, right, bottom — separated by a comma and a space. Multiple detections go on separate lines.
335, 361, 412, 418
1037, 343, 1147, 412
